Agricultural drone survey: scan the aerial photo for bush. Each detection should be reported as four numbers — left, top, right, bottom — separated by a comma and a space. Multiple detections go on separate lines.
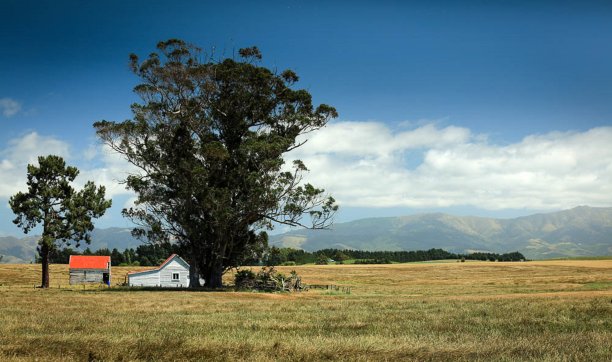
234, 267, 304, 292
234, 269, 256, 287
281, 261, 296, 266
315, 254, 329, 265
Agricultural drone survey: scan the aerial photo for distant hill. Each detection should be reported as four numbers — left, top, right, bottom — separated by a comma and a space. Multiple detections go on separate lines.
0, 227, 142, 263
270, 206, 612, 260
2, 206, 611, 262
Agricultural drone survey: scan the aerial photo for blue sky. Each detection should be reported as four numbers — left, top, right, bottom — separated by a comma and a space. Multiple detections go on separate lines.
1, 0, 612, 236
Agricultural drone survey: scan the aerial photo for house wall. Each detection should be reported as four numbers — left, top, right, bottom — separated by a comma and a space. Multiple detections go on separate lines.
128, 258, 190, 287
69, 269, 108, 285
159, 259, 189, 287
128, 270, 160, 287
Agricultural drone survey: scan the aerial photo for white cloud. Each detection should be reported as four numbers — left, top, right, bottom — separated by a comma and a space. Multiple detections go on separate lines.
3, 125, 611, 218
0, 133, 135, 200
76, 144, 137, 199
287, 122, 612, 211
0, 98, 22, 117
0, 132, 71, 197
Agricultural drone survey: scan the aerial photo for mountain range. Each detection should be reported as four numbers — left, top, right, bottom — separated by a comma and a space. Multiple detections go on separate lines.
269, 206, 612, 259
0, 228, 142, 263
1, 206, 611, 262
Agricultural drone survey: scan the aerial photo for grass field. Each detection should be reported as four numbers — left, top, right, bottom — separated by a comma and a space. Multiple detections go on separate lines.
0, 260, 611, 361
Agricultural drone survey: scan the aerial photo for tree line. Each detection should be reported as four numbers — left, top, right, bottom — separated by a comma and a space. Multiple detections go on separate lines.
40, 242, 177, 267
42, 245, 525, 266
262, 247, 525, 265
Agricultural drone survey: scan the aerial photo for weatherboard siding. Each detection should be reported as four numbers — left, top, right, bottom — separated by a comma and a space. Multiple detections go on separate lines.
159, 259, 189, 287
128, 270, 160, 287
128, 256, 190, 287
69, 269, 107, 284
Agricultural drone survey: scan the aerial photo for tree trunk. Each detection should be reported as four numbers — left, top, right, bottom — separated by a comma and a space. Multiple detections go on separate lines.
204, 262, 224, 289
189, 261, 201, 288
40, 240, 50, 288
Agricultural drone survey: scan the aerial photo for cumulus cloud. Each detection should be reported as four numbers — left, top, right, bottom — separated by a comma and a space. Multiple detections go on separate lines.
77, 144, 137, 199
0, 132, 135, 199
0, 132, 71, 197
286, 122, 612, 210
0, 98, 21, 117
3, 125, 611, 215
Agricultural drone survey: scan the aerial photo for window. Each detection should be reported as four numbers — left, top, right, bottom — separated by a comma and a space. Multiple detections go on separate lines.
172, 273, 180, 281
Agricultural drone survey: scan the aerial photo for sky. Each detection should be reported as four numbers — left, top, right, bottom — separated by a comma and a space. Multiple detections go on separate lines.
1, 0, 612, 237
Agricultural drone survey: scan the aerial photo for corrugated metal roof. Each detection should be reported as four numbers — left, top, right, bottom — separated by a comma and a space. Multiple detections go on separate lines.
69, 255, 111, 270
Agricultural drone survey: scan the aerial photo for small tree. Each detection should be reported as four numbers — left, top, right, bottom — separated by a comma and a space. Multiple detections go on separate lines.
332, 250, 350, 264
315, 253, 329, 265
9, 155, 112, 288
110, 248, 124, 266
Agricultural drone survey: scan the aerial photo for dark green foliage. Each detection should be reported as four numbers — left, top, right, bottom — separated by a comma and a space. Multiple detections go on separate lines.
234, 269, 256, 287
95, 248, 111, 256
9, 155, 112, 287
110, 248, 124, 266
266, 246, 284, 266
234, 267, 303, 292
36, 246, 78, 264
332, 250, 350, 262
94, 39, 337, 288
262, 247, 526, 265
256, 247, 316, 266
353, 258, 391, 264
123, 248, 136, 265
315, 253, 329, 265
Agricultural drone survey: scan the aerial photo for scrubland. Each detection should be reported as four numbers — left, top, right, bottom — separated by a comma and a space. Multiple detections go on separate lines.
0, 260, 611, 361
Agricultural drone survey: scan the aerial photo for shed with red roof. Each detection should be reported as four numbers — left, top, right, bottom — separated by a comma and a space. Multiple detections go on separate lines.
127, 254, 190, 287
69, 255, 111, 285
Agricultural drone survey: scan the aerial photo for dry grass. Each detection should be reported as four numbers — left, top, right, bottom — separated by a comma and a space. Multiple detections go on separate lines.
0, 260, 611, 361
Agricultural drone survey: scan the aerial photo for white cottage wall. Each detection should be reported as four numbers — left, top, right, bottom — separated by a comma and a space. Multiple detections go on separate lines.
127, 255, 190, 287
128, 270, 160, 287
159, 259, 190, 287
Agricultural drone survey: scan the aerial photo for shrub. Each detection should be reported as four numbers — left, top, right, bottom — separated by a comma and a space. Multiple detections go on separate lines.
315, 254, 329, 265
234, 269, 256, 289
281, 261, 296, 266
234, 267, 304, 292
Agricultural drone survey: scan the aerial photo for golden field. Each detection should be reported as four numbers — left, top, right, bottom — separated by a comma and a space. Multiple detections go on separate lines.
0, 260, 611, 361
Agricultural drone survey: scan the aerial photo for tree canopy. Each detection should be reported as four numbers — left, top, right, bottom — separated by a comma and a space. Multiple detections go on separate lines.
94, 39, 338, 287
10, 155, 112, 287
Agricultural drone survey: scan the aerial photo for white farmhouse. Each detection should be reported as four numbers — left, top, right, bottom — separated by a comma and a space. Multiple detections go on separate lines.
127, 254, 190, 287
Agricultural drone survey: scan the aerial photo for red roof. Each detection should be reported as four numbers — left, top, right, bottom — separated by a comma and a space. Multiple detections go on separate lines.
158, 254, 178, 269
69, 255, 111, 270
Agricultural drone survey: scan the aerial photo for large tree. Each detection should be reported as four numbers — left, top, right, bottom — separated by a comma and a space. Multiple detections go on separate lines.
94, 39, 338, 288
10, 155, 112, 288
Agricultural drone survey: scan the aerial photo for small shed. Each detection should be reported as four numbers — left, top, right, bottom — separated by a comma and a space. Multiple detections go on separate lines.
127, 254, 190, 288
69, 255, 111, 285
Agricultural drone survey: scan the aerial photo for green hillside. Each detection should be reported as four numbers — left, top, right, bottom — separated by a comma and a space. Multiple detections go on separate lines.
270, 206, 612, 259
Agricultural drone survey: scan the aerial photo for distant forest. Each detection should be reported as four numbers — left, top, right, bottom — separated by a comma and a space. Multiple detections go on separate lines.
41, 244, 526, 266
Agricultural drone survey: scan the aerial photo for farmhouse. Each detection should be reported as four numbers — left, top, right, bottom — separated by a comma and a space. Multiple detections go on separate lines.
127, 254, 190, 287
69, 255, 111, 285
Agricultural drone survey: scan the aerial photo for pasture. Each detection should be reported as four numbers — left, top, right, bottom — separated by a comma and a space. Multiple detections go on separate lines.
0, 260, 611, 361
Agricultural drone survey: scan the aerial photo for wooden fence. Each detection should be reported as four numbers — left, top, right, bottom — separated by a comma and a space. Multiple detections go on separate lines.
306, 284, 352, 294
